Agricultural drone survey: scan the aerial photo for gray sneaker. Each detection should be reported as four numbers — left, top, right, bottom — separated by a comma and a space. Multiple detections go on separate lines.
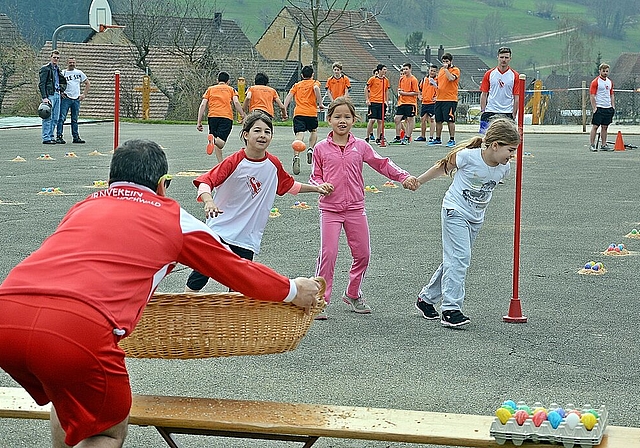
600, 145, 612, 151
590, 144, 597, 152
292, 155, 301, 174
342, 294, 371, 314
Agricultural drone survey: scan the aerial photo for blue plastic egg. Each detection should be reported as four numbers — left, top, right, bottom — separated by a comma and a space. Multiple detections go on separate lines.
548, 410, 562, 429
592, 264, 599, 271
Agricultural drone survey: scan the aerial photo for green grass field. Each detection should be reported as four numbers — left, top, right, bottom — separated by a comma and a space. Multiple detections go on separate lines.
210, 0, 638, 80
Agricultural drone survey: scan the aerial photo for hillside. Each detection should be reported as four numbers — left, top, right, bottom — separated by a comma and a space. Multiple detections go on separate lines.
214, 0, 639, 79
3, 0, 638, 81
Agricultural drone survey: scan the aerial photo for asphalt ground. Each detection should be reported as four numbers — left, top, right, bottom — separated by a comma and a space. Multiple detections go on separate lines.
0, 121, 639, 447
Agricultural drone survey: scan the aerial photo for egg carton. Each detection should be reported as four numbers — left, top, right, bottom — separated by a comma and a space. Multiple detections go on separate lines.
490, 405, 607, 448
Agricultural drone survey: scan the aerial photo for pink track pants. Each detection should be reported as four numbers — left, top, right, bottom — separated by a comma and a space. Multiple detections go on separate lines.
315, 208, 370, 303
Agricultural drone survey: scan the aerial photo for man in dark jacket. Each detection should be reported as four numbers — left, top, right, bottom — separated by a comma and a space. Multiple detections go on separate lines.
39, 50, 67, 144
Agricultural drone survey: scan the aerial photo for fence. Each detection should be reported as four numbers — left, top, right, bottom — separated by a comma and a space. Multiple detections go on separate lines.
457, 88, 640, 126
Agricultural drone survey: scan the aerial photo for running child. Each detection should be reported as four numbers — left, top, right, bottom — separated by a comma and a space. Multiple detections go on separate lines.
185, 111, 333, 292
196, 71, 246, 163
310, 97, 419, 319
243, 72, 288, 120
284, 65, 323, 174
414, 117, 519, 328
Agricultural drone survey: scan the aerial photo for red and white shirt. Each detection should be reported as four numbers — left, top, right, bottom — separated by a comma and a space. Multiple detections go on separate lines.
590, 76, 614, 108
194, 149, 300, 253
0, 182, 296, 336
480, 67, 520, 113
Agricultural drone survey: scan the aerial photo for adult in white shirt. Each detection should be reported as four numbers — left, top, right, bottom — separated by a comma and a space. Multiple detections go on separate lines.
589, 63, 615, 151
479, 47, 520, 134
57, 57, 90, 144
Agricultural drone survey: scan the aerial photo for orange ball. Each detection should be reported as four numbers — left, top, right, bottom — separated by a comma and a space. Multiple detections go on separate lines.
291, 140, 306, 152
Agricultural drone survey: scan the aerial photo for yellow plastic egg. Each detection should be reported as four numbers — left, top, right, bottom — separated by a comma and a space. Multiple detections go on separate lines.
581, 413, 597, 431
495, 407, 511, 425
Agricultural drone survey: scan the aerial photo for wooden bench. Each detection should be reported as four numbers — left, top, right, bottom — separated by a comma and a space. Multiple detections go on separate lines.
1, 387, 639, 447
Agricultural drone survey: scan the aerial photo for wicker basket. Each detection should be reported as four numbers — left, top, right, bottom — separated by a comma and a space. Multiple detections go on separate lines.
119, 279, 326, 359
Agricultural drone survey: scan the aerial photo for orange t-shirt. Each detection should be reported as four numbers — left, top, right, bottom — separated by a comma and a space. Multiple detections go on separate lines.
325, 75, 351, 99
247, 85, 279, 116
366, 76, 390, 103
397, 74, 419, 106
436, 66, 460, 102
203, 83, 238, 120
289, 79, 319, 117
420, 77, 438, 105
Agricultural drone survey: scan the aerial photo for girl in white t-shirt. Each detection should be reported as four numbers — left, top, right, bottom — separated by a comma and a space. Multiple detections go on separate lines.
185, 111, 333, 292
414, 118, 520, 328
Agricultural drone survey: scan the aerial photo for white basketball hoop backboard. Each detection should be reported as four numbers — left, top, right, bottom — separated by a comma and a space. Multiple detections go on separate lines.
89, 0, 113, 32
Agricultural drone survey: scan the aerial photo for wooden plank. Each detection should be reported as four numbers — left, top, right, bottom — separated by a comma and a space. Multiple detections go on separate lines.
1, 388, 640, 447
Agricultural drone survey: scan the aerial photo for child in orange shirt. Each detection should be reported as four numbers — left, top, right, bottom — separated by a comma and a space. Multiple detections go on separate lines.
325, 62, 351, 102
284, 65, 323, 174
196, 71, 246, 163
243, 72, 287, 120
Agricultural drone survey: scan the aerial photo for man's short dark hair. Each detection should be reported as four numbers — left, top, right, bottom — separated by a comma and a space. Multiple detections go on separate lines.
255, 72, 269, 85
218, 71, 230, 83
498, 47, 512, 55
376, 64, 386, 72
403, 63, 412, 69
109, 139, 168, 191
442, 52, 453, 61
301, 65, 314, 79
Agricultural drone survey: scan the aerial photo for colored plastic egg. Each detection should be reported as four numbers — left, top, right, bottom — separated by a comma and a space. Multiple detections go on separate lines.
502, 400, 517, 410
586, 409, 600, 419
548, 410, 563, 429
533, 407, 548, 414
581, 413, 597, 430
584, 263, 592, 269
565, 412, 580, 429
608, 243, 616, 249
495, 407, 511, 425
592, 264, 599, 271
567, 409, 582, 418
514, 410, 529, 426
555, 407, 566, 418
532, 410, 547, 427
632, 229, 638, 234
618, 244, 625, 250
614, 247, 621, 252
596, 262, 604, 269
501, 405, 515, 415
516, 404, 532, 415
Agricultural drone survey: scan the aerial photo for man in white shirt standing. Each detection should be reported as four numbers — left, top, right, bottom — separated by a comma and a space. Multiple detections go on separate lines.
57, 57, 90, 144
589, 63, 615, 151
479, 47, 520, 134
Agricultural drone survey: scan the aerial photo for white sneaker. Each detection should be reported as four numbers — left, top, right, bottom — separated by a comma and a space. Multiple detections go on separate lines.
590, 144, 597, 152
342, 294, 371, 314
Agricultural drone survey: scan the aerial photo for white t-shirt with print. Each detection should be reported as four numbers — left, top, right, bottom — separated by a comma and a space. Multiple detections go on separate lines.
442, 147, 510, 223
62, 69, 87, 99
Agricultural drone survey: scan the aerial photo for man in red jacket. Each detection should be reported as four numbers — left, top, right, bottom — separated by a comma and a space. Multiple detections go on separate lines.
0, 139, 321, 448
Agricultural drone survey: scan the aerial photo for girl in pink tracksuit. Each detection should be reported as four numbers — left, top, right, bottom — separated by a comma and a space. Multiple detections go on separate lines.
310, 97, 418, 319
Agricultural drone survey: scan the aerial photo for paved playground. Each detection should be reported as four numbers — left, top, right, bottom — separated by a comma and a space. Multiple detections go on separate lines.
0, 120, 639, 447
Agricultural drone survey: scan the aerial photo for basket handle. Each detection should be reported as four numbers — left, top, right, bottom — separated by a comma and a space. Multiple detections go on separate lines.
314, 276, 326, 300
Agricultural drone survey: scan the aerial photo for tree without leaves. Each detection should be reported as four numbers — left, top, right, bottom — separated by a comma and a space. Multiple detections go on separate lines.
285, 0, 381, 77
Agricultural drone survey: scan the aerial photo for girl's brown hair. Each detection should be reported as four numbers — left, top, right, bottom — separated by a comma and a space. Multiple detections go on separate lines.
326, 96, 361, 121
438, 117, 520, 175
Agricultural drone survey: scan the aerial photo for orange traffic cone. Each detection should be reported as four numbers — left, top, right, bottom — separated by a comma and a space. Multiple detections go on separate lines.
614, 131, 625, 151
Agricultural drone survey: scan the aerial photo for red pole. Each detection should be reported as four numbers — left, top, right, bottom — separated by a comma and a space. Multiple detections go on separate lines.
503, 74, 528, 323
114, 71, 120, 151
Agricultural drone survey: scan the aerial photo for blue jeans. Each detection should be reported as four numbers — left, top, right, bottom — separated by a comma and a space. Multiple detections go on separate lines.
418, 208, 482, 311
57, 97, 81, 139
41, 92, 60, 142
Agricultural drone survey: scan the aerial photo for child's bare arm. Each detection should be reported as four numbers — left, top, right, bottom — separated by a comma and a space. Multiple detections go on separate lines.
298, 182, 334, 195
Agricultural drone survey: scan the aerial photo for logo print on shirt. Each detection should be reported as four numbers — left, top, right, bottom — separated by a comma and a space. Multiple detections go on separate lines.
498, 79, 505, 88
246, 176, 262, 198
